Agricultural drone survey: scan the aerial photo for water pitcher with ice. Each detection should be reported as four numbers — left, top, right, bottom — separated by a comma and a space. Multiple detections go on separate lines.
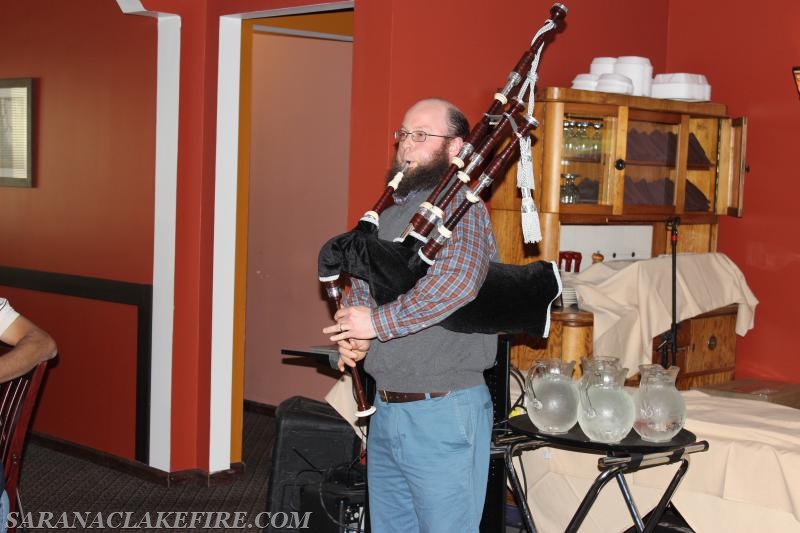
524, 359, 578, 434
633, 364, 686, 442
578, 358, 634, 443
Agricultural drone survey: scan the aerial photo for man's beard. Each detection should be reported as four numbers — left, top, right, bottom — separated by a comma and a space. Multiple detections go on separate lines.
387, 145, 450, 202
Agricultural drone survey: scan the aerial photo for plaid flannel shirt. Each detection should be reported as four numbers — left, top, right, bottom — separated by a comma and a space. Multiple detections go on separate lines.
344, 194, 496, 341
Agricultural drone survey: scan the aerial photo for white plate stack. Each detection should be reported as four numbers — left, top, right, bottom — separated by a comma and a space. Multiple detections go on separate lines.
561, 286, 578, 307
651, 73, 711, 101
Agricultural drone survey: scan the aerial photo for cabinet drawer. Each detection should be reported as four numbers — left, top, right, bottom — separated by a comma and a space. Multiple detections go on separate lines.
652, 307, 737, 389
684, 314, 736, 373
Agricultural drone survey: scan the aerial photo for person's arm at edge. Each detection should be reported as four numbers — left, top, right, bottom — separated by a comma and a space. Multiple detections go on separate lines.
0, 315, 57, 382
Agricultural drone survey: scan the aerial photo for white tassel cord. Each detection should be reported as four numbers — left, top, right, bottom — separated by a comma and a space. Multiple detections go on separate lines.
513, 39, 547, 244
516, 134, 541, 243
520, 191, 542, 244
517, 135, 534, 190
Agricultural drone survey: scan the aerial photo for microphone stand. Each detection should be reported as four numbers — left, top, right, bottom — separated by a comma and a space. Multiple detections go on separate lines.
657, 217, 680, 368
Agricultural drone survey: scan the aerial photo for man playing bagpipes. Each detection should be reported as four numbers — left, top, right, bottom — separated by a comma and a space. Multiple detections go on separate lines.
319, 5, 568, 530
324, 98, 498, 532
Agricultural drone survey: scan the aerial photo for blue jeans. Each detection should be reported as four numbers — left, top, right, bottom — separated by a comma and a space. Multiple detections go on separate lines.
367, 384, 493, 533
0, 489, 8, 533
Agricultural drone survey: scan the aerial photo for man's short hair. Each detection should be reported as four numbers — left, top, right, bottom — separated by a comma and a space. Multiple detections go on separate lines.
446, 106, 469, 139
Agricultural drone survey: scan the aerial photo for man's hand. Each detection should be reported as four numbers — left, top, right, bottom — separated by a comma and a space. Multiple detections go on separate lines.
335, 338, 370, 372
322, 305, 376, 342
321, 305, 376, 372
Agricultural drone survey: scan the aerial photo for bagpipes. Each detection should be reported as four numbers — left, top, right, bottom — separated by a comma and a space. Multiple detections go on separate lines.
318, 4, 568, 416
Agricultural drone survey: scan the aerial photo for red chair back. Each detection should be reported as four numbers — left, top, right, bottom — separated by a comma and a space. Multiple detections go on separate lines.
558, 250, 583, 272
0, 361, 48, 518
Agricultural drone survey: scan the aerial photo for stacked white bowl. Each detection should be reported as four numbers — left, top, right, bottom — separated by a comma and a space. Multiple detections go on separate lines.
613, 56, 653, 97
595, 73, 634, 95
571, 73, 599, 90
590, 57, 617, 75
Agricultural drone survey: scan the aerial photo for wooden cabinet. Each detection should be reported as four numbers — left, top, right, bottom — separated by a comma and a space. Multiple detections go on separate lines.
492, 87, 748, 265
495, 88, 747, 386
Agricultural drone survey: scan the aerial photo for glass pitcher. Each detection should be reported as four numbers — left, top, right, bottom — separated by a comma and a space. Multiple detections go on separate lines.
524, 359, 578, 435
579, 356, 622, 381
633, 364, 686, 442
578, 356, 622, 398
577, 361, 634, 443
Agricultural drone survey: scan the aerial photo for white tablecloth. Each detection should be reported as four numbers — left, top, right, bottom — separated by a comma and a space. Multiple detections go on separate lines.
515, 390, 800, 532
563, 253, 759, 377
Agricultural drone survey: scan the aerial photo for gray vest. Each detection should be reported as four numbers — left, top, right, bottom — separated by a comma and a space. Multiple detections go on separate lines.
363, 189, 498, 392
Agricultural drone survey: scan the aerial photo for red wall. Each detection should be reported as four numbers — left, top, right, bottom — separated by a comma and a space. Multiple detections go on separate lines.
667, 0, 800, 382
0, 0, 156, 459
0, 1, 156, 279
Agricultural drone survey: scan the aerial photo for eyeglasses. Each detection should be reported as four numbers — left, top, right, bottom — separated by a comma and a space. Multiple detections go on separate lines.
393, 130, 454, 143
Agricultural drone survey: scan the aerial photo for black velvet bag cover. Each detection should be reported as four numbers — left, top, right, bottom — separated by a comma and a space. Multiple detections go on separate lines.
318, 222, 561, 338
318, 220, 426, 306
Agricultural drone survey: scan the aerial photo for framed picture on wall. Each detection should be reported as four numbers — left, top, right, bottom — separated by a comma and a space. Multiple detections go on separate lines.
0, 78, 33, 187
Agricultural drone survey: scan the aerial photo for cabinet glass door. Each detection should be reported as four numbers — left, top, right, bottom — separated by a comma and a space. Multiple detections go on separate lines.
559, 111, 618, 208
684, 117, 718, 213
716, 117, 747, 217
623, 118, 680, 211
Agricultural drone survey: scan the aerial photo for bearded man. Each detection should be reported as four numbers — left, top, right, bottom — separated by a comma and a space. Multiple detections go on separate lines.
324, 98, 498, 533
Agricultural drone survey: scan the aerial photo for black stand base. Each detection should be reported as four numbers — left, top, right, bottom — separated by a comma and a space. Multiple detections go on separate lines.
300, 474, 367, 533
481, 335, 512, 532
622, 503, 694, 533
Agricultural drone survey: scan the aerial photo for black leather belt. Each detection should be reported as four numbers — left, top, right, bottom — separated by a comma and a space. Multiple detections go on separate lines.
378, 390, 449, 403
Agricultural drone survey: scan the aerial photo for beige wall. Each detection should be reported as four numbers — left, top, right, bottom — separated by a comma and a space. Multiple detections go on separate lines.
245, 31, 352, 406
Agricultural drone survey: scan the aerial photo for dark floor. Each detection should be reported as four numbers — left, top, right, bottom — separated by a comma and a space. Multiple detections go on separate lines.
17, 409, 275, 532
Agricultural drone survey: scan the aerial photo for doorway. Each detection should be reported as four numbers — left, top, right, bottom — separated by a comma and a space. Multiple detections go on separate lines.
211, 5, 354, 469
244, 12, 354, 406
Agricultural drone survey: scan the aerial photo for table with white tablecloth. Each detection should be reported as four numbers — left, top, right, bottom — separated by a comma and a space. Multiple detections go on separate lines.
512, 390, 800, 532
